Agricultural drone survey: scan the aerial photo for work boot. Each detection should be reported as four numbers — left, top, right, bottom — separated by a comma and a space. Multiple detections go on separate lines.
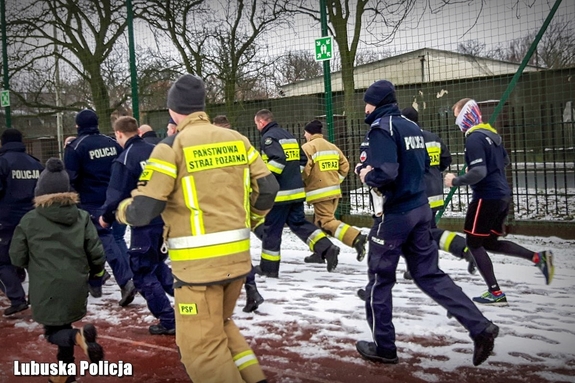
356, 341, 399, 364
463, 248, 477, 275
75, 324, 104, 363
243, 284, 265, 313
149, 324, 175, 335
323, 245, 339, 272
403, 270, 413, 280
119, 280, 136, 307
304, 252, 325, 264
357, 288, 366, 302
353, 234, 368, 261
88, 284, 102, 298
472, 323, 499, 366
3, 302, 29, 316
253, 265, 279, 278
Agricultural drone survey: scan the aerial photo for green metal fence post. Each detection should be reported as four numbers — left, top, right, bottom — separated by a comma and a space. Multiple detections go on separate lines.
319, 0, 333, 143
436, 0, 563, 225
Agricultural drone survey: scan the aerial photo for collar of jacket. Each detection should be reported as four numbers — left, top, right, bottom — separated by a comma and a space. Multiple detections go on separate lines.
365, 103, 401, 125
77, 126, 100, 136
465, 123, 497, 137
261, 121, 279, 135
141, 131, 157, 138
0, 141, 26, 154
178, 112, 211, 132
124, 134, 143, 149
309, 134, 324, 141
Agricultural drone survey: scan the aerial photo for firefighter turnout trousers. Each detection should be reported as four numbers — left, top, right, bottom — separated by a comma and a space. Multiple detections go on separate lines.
312, 198, 360, 247
175, 278, 265, 383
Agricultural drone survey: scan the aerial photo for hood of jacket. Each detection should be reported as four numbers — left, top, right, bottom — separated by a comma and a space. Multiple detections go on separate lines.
0, 141, 26, 155
466, 123, 503, 146
33, 192, 80, 226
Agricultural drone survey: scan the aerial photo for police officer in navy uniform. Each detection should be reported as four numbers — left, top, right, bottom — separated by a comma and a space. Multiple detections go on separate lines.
253, 109, 339, 277
354, 80, 499, 367
99, 116, 175, 335
64, 109, 136, 306
0, 128, 43, 316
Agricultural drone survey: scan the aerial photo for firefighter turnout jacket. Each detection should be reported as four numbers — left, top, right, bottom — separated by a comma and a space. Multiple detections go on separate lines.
420, 128, 452, 210
259, 121, 306, 204
116, 112, 278, 286
301, 134, 350, 203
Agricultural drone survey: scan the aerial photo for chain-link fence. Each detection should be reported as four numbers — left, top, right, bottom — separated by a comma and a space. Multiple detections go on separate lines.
2, 0, 575, 226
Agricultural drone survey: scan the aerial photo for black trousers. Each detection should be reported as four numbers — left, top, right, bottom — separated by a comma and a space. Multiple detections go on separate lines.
44, 324, 78, 364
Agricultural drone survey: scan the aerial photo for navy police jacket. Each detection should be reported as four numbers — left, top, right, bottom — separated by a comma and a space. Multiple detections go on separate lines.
64, 126, 122, 206
101, 135, 161, 225
357, 104, 429, 214
259, 121, 306, 204
0, 142, 44, 225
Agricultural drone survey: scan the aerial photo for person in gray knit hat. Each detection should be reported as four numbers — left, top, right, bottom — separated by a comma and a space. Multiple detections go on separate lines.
9, 157, 106, 382
34, 158, 70, 196
115, 73, 277, 382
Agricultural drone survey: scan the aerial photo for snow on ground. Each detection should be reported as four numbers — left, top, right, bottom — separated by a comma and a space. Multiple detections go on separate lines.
231, 229, 575, 381
7, 227, 575, 382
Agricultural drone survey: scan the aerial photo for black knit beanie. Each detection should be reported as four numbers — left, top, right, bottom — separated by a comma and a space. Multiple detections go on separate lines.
401, 107, 419, 124
34, 158, 70, 197
304, 120, 323, 135
364, 80, 397, 107
1, 128, 23, 145
76, 109, 99, 129
167, 74, 206, 115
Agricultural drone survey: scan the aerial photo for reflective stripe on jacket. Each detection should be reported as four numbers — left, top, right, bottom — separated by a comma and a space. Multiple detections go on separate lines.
127, 112, 275, 285
259, 122, 307, 204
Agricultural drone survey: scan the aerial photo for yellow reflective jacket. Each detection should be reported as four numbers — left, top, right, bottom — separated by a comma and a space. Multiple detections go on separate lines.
301, 134, 350, 203
119, 112, 277, 285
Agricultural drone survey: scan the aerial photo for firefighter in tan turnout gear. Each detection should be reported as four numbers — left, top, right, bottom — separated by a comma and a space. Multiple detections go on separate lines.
116, 74, 278, 383
301, 120, 367, 263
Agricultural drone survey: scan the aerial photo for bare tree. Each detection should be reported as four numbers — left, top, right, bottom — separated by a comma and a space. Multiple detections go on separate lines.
487, 18, 575, 69
291, 0, 416, 120
135, 0, 207, 76
457, 39, 486, 57
8, 0, 130, 131
273, 50, 323, 86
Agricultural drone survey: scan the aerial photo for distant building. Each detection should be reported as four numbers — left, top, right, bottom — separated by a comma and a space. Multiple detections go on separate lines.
280, 47, 541, 97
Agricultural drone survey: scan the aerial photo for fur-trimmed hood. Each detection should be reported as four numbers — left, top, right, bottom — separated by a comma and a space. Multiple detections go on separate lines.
33, 192, 81, 226
34, 192, 79, 207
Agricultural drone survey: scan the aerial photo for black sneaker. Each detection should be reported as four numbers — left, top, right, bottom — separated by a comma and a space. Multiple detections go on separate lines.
323, 245, 339, 272
353, 234, 368, 262
119, 280, 137, 307
472, 323, 499, 366
149, 324, 175, 335
75, 324, 104, 363
357, 288, 366, 302
3, 302, 29, 316
403, 271, 413, 280
356, 341, 398, 364
304, 252, 325, 264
